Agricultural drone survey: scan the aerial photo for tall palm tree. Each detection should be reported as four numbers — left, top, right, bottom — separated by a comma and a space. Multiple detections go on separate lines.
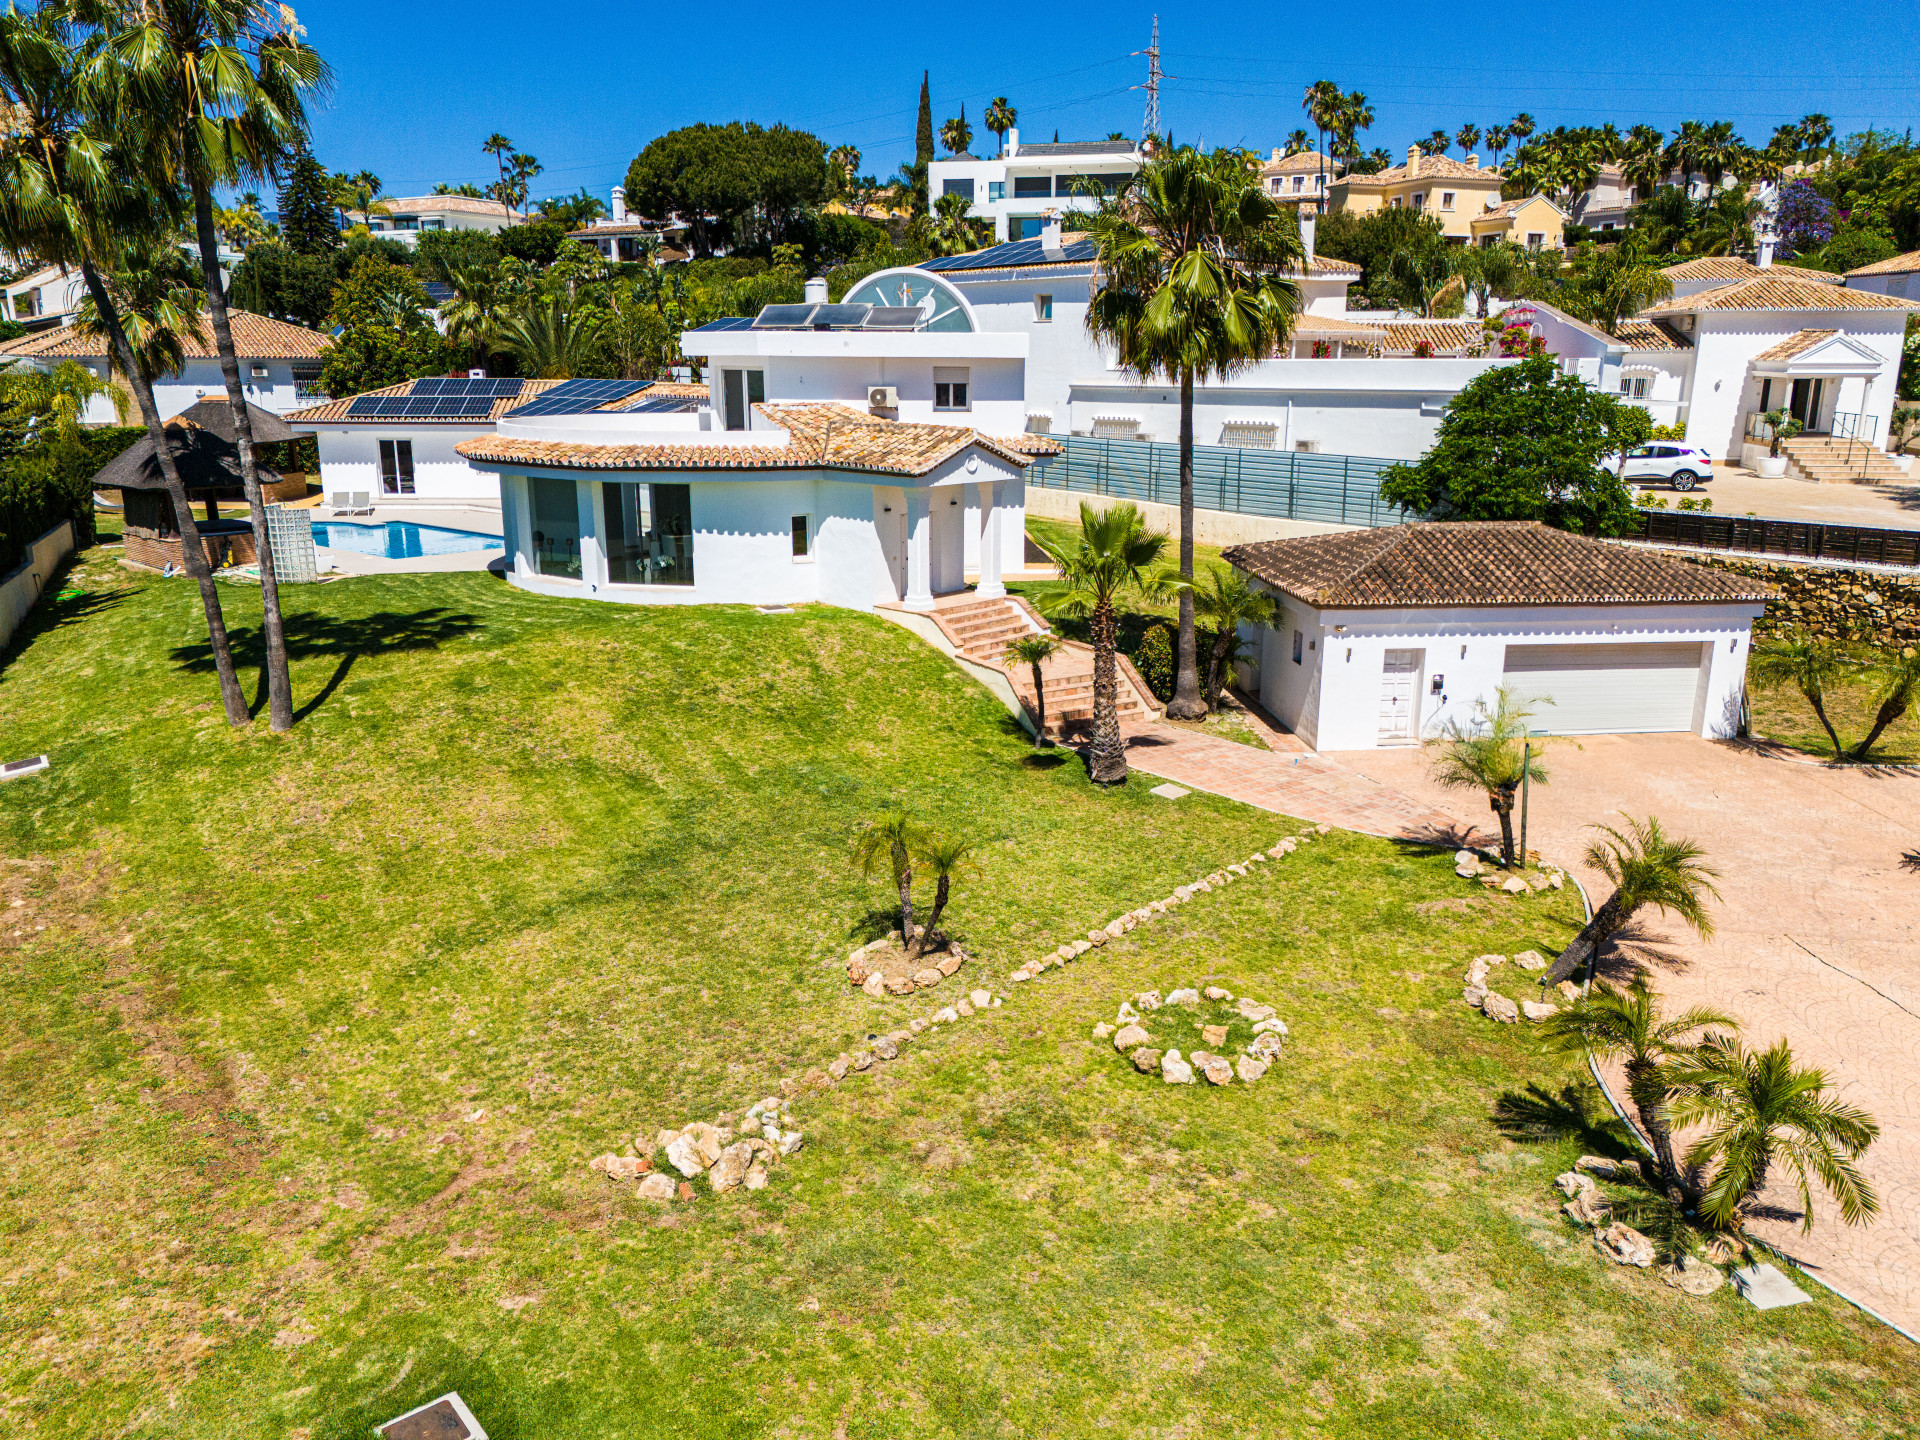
1620, 125, 1666, 203
1425, 684, 1547, 866
828, 144, 861, 197
922, 190, 983, 256
1337, 91, 1374, 177
1454, 240, 1523, 317
1664, 120, 1707, 197
1572, 231, 1673, 333
1423, 128, 1451, 158
1002, 631, 1062, 745
75, 237, 206, 392
910, 832, 976, 956
984, 97, 1016, 158
939, 104, 972, 157
1693, 188, 1763, 257
1796, 113, 1833, 162
98, 0, 329, 734
0, 4, 251, 724
1455, 122, 1481, 159
1750, 636, 1852, 758
1485, 124, 1511, 168
1848, 649, 1920, 761
1389, 244, 1453, 318
1542, 977, 1740, 1191
1191, 567, 1274, 710
1508, 113, 1536, 146
506, 152, 542, 213
440, 261, 509, 369
1282, 128, 1310, 157
499, 294, 605, 378
1670, 1037, 1880, 1233
1034, 502, 1180, 784
1080, 145, 1301, 720
1695, 120, 1742, 192
853, 811, 923, 944
1302, 80, 1342, 201
483, 132, 513, 193
1545, 815, 1721, 985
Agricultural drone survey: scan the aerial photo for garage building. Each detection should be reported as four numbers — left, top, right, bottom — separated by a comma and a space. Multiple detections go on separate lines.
1222, 522, 1773, 751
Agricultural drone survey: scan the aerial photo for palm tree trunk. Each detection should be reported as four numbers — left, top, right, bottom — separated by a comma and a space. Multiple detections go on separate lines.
1167, 367, 1205, 720
1625, 1059, 1684, 1192
194, 187, 293, 732
1802, 686, 1846, 759
893, 839, 917, 954
1029, 660, 1047, 746
78, 261, 248, 727
1545, 891, 1627, 986
1847, 694, 1909, 762
1088, 596, 1128, 784
1489, 786, 1518, 865
1204, 629, 1230, 710
924, 874, 951, 944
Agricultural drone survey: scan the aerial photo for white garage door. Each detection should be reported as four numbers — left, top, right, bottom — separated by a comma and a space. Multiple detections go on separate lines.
1502, 642, 1705, 735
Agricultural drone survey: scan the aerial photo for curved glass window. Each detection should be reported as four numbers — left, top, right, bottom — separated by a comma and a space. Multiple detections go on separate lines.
841, 272, 973, 332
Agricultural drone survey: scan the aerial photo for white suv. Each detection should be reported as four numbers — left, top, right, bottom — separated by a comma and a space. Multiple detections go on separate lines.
1617, 443, 1715, 491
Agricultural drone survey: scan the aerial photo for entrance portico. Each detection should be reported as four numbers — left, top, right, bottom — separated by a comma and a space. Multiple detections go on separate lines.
1748, 330, 1888, 441
893, 475, 1013, 610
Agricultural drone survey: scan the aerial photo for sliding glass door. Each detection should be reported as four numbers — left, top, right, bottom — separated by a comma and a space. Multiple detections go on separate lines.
528, 477, 581, 578
603, 482, 694, 586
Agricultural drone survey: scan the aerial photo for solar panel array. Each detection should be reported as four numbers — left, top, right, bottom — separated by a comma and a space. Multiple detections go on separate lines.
921, 235, 1098, 272
501, 377, 651, 417
747, 302, 936, 332
607, 392, 706, 415
345, 376, 526, 420
690, 316, 755, 332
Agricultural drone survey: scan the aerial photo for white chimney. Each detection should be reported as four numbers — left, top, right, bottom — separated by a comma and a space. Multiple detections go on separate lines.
1300, 210, 1316, 263
804, 276, 829, 304
1406, 145, 1421, 179
1040, 209, 1064, 259
610, 184, 627, 225
1006, 127, 1019, 158
1467, 153, 1479, 171
1757, 235, 1776, 268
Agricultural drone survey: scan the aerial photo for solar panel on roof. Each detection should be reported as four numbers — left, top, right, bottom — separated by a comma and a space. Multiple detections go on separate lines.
921, 235, 1097, 272
610, 394, 703, 414
805, 304, 871, 328
863, 306, 923, 330
501, 377, 649, 417
689, 316, 756, 332
752, 303, 818, 328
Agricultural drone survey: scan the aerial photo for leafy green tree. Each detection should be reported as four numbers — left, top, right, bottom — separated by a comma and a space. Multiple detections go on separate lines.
1670, 1037, 1880, 1232
1191, 568, 1274, 709
1750, 636, 1852, 758
1133, 623, 1174, 702
412, 227, 503, 284
1424, 685, 1548, 866
1314, 206, 1448, 308
1560, 233, 1673, 334
536, 187, 606, 231
1001, 632, 1063, 746
1545, 815, 1721, 985
920, 190, 987, 257
1379, 354, 1642, 534
499, 218, 567, 266
1082, 144, 1301, 718
276, 134, 338, 255
1034, 502, 1182, 784
1542, 978, 1739, 1193
499, 294, 606, 379
317, 256, 450, 396
625, 122, 828, 257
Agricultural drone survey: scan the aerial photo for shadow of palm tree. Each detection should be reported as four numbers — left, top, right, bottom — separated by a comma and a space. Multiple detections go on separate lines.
1493, 1080, 1635, 1156
1902, 849, 1920, 873
169, 606, 481, 721
1597, 917, 1693, 980
1390, 821, 1488, 852
1019, 751, 1070, 771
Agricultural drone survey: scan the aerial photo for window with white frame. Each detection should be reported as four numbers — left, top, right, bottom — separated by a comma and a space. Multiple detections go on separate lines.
987, 180, 1005, 202
933, 366, 969, 411
1033, 293, 1053, 322
1091, 416, 1142, 440
378, 439, 415, 495
1411, 192, 1425, 211
1269, 178, 1281, 194
1620, 374, 1651, 399
1527, 232, 1546, 249
1440, 191, 1456, 211
1292, 175, 1305, 193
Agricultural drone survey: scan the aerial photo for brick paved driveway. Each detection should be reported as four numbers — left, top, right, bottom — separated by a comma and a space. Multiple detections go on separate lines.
1335, 733, 1920, 1334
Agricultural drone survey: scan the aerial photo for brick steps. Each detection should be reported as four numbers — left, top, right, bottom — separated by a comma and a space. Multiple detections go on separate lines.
1781, 436, 1908, 484
923, 594, 1160, 736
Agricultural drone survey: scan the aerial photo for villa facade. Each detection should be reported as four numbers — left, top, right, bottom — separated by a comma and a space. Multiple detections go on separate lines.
927, 134, 1141, 243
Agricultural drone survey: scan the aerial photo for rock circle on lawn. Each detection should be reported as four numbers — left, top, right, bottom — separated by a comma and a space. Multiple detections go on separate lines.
595, 1101, 806, 1203
846, 934, 967, 995
1098, 987, 1285, 1089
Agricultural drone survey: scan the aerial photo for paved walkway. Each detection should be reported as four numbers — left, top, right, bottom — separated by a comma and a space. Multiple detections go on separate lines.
1697, 464, 1920, 530
1335, 734, 1920, 1335
1120, 720, 1463, 840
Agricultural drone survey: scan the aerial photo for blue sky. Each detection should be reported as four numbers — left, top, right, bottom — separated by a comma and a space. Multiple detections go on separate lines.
292, 0, 1920, 206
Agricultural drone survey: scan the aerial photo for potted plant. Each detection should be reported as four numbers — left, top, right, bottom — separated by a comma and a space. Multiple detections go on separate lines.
1756, 407, 1801, 477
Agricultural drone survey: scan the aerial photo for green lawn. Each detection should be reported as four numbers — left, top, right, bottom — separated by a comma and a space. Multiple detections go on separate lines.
1747, 647, 1920, 764
1, 547, 1915, 1439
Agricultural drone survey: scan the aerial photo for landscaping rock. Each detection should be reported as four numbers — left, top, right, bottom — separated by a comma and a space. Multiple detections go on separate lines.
1555, 1171, 1596, 1199
677, 1181, 696, 1200
862, 971, 888, 999
1130, 1046, 1162, 1074
871, 1036, 899, 1061
1173, 886, 1193, 901
1521, 1000, 1559, 1022
778, 1130, 805, 1156
1228, 863, 1248, 877
1556, 981, 1581, 1003
664, 1133, 710, 1179
1251, 1018, 1288, 1037
1087, 931, 1109, 947
1501, 877, 1531, 895
1236, 998, 1276, 1022
1192, 879, 1213, 894
1247, 1031, 1284, 1062
743, 1166, 770, 1192
1314, 824, 1331, 835
1113, 1024, 1152, 1052
1160, 1050, 1195, 1084
1465, 957, 1493, 987
1564, 1189, 1612, 1227
1548, 871, 1564, 890
1166, 988, 1200, 1007
909, 1017, 929, 1034
1116, 1001, 1142, 1025
956, 998, 974, 1017
637, 1172, 678, 1202
1093, 1022, 1114, 1040
933, 1006, 959, 1024
935, 954, 964, 977
1481, 993, 1520, 1024
1462, 984, 1489, 1008
884, 975, 917, 996
1104, 920, 1127, 939
1134, 991, 1163, 1012
1575, 1155, 1638, 1180
846, 956, 871, 984
1203, 986, 1233, 1001
852, 1052, 873, 1071
1071, 939, 1092, 956
709, 1141, 754, 1193
1595, 1222, 1656, 1268
828, 1056, 850, 1080
911, 968, 942, 989
1208, 871, 1229, 885
1454, 849, 1478, 867
1235, 1055, 1269, 1083
970, 989, 991, 1009
1250, 852, 1268, 865
1528, 873, 1552, 892
1196, 1053, 1234, 1086
1662, 1256, 1725, 1297
1202, 1024, 1229, 1047
1472, 953, 1505, 970
590, 1153, 614, 1174
1512, 950, 1548, 971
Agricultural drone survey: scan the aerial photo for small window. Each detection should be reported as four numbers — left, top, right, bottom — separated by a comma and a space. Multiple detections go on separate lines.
1292, 629, 1303, 665
1012, 176, 1052, 197
1411, 192, 1425, 211
987, 180, 1005, 202
1033, 293, 1053, 322
933, 366, 970, 411
791, 514, 810, 558
421, 217, 444, 231
378, 439, 415, 495
721, 368, 765, 431
1292, 175, 1304, 193
1440, 191, 1456, 211
941, 178, 975, 201
1527, 232, 1546, 249
1620, 376, 1650, 399
1269, 178, 1281, 194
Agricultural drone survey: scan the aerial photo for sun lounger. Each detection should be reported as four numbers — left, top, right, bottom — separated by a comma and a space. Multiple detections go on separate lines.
330, 491, 352, 514
348, 491, 373, 516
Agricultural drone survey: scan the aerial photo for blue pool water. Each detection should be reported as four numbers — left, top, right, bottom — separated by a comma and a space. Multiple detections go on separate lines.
311, 520, 505, 559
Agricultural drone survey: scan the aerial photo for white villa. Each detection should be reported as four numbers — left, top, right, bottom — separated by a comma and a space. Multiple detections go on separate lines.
352, 194, 526, 245
928, 134, 1142, 243
1845, 249, 1920, 300
4, 262, 87, 329
1259, 149, 1335, 208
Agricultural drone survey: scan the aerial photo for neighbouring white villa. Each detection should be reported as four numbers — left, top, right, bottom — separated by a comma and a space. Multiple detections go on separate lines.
928, 133, 1142, 243
351, 194, 526, 245
4, 262, 87, 329
0, 308, 332, 422
1225, 522, 1771, 751
1845, 249, 1920, 300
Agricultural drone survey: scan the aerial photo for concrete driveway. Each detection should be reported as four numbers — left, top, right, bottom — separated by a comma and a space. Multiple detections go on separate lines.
1331, 733, 1920, 1334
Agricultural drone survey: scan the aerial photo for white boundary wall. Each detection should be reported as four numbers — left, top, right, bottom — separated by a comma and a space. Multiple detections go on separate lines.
0, 520, 75, 654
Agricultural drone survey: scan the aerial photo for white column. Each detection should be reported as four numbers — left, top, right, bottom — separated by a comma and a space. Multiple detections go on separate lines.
904, 490, 934, 610
974, 479, 1005, 598
577, 480, 606, 591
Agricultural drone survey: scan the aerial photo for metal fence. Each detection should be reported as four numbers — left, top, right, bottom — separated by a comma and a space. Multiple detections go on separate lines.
1630, 508, 1920, 568
1033, 435, 1408, 528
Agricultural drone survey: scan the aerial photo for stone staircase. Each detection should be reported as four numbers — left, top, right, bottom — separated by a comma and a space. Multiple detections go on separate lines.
1781, 435, 1911, 484
923, 595, 1161, 739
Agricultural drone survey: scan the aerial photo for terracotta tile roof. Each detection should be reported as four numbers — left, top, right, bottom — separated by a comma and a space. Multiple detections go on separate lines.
1642, 275, 1920, 316
1659, 256, 1840, 285
0, 308, 332, 360
1845, 249, 1920, 277
1302, 254, 1361, 277
286, 377, 569, 424
1752, 328, 1839, 362
567, 222, 682, 239
1612, 318, 1693, 351
1294, 313, 1389, 339
1261, 151, 1333, 175
1222, 521, 1775, 608
359, 195, 525, 220
1380, 321, 1483, 353
1342, 152, 1502, 186
453, 402, 1054, 476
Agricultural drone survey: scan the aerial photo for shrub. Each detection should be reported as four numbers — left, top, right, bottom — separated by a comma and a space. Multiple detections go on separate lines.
1649, 423, 1687, 441
1135, 623, 1175, 701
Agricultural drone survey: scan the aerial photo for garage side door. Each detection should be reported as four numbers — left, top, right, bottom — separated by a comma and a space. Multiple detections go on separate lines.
1501, 642, 1705, 735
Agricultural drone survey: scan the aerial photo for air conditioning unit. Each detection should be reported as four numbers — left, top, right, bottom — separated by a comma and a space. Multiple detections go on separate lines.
868, 386, 899, 409
250, 364, 270, 380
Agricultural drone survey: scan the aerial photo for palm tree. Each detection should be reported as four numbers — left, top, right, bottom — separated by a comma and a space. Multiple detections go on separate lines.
1455, 122, 1481, 159
98, 0, 329, 734
1425, 685, 1547, 866
910, 832, 976, 955
506, 152, 542, 214
1545, 815, 1722, 985
1191, 567, 1274, 709
1670, 1037, 1880, 1232
1033, 502, 1180, 784
922, 190, 984, 257
853, 811, 923, 944
1750, 636, 1852, 758
1454, 240, 1522, 318
0, 5, 252, 724
1620, 125, 1666, 203
440, 262, 509, 369
1337, 91, 1375, 176
1693, 188, 1763, 257
75, 237, 206, 391
1485, 124, 1511, 168
1002, 631, 1063, 745
499, 295, 605, 378
1389, 245, 1453, 318
1664, 121, 1707, 197
1633, 184, 1700, 256
939, 105, 972, 157
984, 97, 1016, 158
1572, 232, 1673, 333
1508, 112, 1536, 147
1846, 648, 1920, 762
1302, 80, 1342, 200
1695, 121, 1742, 192
828, 144, 861, 197
1282, 128, 1309, 157
483, 133, 513, 193
1424, 128, 1451, 158
1796, 113, 1834, 163
1542, 977, 1740, 1191
1080, 145, 1300, 720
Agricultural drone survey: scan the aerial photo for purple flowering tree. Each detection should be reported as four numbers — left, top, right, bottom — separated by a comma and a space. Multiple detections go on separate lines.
1774, 181, 1834, 259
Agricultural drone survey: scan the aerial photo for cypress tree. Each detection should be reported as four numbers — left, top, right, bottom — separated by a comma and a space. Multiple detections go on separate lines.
915, 72, 934, 171
277, 138, 339, 256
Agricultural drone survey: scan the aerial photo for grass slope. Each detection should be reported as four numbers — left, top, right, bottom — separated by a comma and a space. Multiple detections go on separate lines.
0, 553, 1913, 1439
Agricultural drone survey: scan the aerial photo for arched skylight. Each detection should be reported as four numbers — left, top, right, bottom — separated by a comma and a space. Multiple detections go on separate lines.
841, 272, 974, 332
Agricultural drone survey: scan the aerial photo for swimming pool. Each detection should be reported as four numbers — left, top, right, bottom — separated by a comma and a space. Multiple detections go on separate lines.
311, 520, 505, 559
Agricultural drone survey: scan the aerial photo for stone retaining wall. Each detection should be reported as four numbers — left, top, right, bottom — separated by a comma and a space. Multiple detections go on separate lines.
1689, 555, 1920, 648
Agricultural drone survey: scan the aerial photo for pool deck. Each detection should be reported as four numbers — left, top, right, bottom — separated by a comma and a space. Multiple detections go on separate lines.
314, 503, 504, 576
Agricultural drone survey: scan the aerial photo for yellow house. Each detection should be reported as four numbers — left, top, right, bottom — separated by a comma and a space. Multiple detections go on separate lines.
1326, 146, 1506, 242
1470, 194, 1567, 251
